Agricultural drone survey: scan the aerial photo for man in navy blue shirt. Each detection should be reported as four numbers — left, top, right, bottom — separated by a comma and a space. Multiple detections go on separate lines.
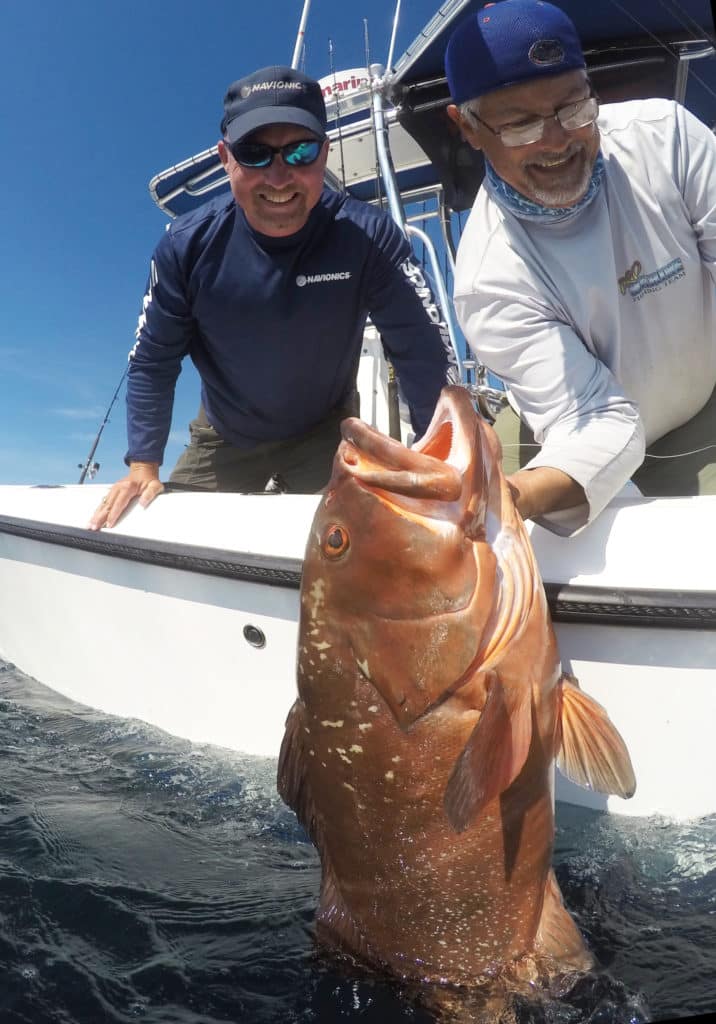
90, 65, 454, 530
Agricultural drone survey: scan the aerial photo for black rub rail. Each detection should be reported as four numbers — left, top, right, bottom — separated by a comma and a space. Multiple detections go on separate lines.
2, 515, 716, 630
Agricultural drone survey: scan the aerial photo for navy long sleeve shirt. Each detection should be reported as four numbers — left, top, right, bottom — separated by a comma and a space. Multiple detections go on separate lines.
126, 187, 455, 465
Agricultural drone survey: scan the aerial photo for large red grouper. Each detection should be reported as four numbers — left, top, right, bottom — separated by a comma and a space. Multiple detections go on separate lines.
278, 385, 635, 1016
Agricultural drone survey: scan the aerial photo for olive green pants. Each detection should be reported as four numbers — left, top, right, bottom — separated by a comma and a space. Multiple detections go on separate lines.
492, 387, 716, 497
169, 396, 359, 494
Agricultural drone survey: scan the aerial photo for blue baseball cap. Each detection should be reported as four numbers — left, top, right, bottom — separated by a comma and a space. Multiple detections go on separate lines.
445, 0, 586, 104
221, 66, 328, 144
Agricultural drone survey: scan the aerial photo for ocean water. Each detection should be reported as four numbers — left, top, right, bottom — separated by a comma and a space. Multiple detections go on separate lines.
1, 659, 714, 1024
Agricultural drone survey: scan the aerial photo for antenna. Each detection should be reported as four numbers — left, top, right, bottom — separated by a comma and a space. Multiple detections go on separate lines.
291, 0, 312, 69
363, 18, 372, 75
329, 38, 347, 189
364, 18, 384, 208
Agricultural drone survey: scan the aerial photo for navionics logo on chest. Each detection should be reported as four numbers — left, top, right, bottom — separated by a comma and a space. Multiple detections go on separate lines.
296, 272, 352, 287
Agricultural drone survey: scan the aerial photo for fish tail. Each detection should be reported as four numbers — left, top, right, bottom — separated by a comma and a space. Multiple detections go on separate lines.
533, 869, 594, 972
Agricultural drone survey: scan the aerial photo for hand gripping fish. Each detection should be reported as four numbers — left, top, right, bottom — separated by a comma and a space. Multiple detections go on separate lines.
278, 385, 635, 1010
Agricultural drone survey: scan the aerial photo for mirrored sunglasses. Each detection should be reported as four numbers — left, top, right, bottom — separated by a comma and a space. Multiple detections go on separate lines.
229, 138, 323, 169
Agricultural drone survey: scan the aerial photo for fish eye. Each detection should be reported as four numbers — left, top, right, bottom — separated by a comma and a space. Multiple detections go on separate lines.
323, 524, 350, 558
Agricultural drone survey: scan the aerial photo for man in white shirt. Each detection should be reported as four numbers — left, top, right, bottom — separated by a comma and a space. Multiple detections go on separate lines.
446, 0, 716, 535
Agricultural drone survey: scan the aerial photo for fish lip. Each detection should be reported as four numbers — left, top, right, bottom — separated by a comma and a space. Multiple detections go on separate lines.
335, 387, 482, 505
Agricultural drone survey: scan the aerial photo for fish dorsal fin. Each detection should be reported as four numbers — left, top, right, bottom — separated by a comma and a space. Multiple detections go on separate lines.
476, 521, 540, 671
443, 672, 533, 832
557, 675, 636, 799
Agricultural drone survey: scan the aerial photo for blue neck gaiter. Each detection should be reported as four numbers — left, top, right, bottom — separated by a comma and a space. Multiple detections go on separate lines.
483, 153, 605, 224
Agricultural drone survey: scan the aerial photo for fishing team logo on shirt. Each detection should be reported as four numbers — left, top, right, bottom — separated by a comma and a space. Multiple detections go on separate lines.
296, 272, 352, 286
618, 257, 685, 301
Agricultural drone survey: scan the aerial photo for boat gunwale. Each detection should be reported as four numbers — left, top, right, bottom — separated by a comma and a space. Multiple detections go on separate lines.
0, 514, 303, 589
3, 514, 716, 629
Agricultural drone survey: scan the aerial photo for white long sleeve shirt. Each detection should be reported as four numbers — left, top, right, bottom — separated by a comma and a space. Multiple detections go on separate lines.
454, 99, 716, 535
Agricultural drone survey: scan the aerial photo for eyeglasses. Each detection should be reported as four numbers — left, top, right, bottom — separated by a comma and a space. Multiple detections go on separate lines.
466, 93, 599, 148
228, 137, 324, 169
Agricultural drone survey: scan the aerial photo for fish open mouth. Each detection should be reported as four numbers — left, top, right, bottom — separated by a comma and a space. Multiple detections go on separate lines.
337, 386, 481, 504
412, 387, 477, 474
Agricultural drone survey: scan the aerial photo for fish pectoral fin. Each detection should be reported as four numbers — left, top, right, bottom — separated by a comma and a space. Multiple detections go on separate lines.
534, 869, 594, 972
443, 674, 532, 833
277, 701, 319, 842
557, 676, 636, 799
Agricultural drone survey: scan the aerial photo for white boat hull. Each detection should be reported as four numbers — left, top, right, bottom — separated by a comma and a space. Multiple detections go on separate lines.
1, 484, 715, 820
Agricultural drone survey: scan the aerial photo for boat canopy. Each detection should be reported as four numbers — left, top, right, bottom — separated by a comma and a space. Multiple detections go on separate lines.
390, 0, 716, 210
149, 0, 716, 218
392, 0, 715, 85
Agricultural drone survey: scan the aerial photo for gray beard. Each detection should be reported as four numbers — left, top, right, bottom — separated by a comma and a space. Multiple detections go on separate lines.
525, 154, 593, 208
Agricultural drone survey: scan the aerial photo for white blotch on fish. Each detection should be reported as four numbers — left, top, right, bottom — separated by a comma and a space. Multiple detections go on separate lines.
356, 658, 371, 679
309, 578, 326, 619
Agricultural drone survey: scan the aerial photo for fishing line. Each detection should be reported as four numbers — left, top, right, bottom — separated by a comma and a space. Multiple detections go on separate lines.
657, 0, 716, 49
501, 442, 716, 459
605, 0, 716, 104
643, 445, 716, 459
606, 0, 712, 50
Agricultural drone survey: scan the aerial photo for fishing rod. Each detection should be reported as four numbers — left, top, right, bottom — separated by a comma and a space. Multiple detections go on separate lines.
291, 0, 312, 69
386, 0, 402, 73
77, 363, 129, 484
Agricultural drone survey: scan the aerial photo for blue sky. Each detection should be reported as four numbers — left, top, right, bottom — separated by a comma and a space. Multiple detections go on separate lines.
0, 0, 444, 485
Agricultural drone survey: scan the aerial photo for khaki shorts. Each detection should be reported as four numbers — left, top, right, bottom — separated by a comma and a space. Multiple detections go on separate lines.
491, 387, 716, 498
169, 395, 359, 494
